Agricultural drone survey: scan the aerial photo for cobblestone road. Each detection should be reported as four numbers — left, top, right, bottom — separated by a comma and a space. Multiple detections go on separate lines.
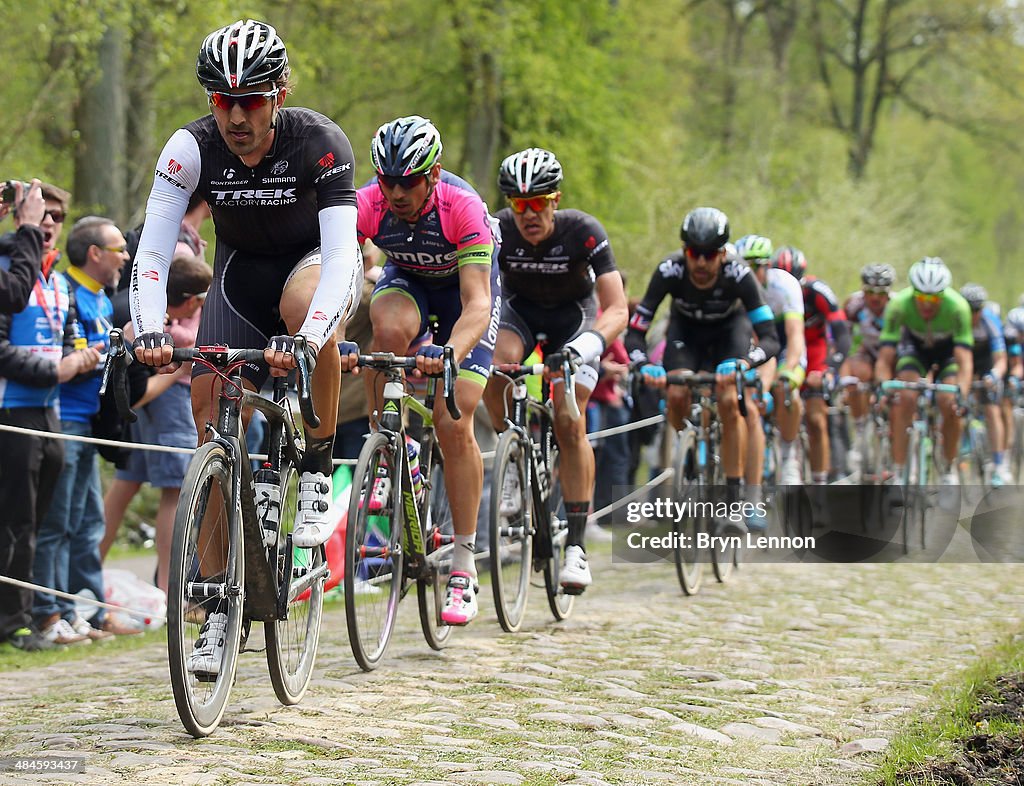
1, 541, 1021, 786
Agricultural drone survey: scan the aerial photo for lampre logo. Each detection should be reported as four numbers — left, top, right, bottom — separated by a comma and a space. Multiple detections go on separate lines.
167, 159, 182, 175
317, 152, 335, 169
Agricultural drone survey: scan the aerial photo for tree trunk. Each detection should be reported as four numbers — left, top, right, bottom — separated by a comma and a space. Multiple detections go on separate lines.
74, 24, 127, 224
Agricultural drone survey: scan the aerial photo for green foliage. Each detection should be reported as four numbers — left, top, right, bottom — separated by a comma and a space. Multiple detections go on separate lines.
1, 0, 1023, 303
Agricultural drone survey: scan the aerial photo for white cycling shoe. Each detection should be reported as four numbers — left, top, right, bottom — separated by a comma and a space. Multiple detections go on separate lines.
292, 472, 334, 548
187, 612, 228, 678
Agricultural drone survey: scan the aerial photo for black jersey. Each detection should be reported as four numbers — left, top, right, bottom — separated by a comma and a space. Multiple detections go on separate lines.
495, 208, 617, 308
625, 250, 778, 367
183, 107, 356, 258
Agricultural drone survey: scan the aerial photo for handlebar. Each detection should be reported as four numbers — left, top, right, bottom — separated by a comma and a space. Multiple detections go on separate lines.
351, 347, 462, 421
103, 328, 322, 427
663, 367, 747, 417
490, 354, 580, 421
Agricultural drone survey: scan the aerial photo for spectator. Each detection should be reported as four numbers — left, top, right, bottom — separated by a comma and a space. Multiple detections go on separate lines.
100, 254, 211, 594
0, 179, 48, 313
32, 217, 133, 641
589, 333, 632, 521
0, 182, 102, 650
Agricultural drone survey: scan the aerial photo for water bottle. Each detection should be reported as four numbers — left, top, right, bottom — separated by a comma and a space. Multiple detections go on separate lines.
253, 465, 281, 547
406, 436, 424, 503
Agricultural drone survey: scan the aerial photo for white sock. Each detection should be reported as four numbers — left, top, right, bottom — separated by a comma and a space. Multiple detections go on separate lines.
453, 534, 476, 576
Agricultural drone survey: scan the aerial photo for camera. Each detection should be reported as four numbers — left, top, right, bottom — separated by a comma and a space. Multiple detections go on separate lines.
1, 181, 32, 205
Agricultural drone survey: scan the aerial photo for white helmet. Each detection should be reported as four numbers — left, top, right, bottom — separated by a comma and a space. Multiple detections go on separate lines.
908, 257, 951, 295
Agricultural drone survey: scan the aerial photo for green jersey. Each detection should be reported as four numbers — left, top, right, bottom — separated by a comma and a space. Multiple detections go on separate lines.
879, 287, 973, 350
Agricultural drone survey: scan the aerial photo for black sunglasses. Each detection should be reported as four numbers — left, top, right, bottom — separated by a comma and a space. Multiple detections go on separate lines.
378, 173, 426, 190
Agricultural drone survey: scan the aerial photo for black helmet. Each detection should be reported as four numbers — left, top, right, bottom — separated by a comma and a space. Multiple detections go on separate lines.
196, 20, 288, 91
498, 148, 563, 195
680, 207, 729, 253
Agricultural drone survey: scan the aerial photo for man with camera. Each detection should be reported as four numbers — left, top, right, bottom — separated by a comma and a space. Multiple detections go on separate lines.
0, 179, 52, 313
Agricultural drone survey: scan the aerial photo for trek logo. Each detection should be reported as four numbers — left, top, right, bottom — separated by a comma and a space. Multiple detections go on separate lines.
313, 163, 352, 184
585, 235, 597, 250
311, 311, 328, 321
317, 152, 335, 169
142, 271, 160, 281
166, 159, 183, 175
211, 188, 298, 201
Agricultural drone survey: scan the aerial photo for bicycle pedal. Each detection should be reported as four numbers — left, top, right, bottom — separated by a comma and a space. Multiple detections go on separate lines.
560, 584, 586, 596
194, 671, 218, 684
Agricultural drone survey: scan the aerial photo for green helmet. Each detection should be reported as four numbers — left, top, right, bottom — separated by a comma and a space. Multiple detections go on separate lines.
735, 234, 774, 263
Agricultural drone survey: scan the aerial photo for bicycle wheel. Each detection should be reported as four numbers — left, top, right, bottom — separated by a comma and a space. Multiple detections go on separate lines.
419, 460, 455, 650
344, 432, 403, 671
1012, 408, 1024, 483
266, 461, 325, 705
672, 428, 703, 596
488, 430, 533, 632
542, 444, 574, 620
167, 442, 244, 738
709, 435, 740, 584
901, 429, 921, 555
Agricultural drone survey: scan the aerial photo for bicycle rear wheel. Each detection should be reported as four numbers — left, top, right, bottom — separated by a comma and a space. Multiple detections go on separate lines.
345, 432, 403, 671
489, 430, 533, 632
419, 459, 455, 650
167, 442, 244, 738
266, 462, 325, 705
542, 445, 574, 620
672, 428, 703, 596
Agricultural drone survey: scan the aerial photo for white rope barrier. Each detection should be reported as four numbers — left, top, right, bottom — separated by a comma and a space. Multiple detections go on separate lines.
0, 574, 166, 623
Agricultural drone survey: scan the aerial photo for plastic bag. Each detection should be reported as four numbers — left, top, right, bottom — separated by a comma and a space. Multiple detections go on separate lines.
101, 568, 167, 630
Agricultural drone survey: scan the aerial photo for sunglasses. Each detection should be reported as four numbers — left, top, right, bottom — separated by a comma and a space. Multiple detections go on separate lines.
507, 193, 558, 213
44, 208, 66, 223
863, 286, 890, 295
100, 244, 127, 254
206, 88, 279, 112
913, 292, 942, 305
378, 173, 426, 190
182, 291, 208, 302
685, 246, 723, 261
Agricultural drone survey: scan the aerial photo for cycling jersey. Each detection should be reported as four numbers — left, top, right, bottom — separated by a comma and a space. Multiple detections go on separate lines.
801, 276, 850, 375
879, 287, 974, 350
759, 267, 803, 350
626, 250, 778, 368
970, 306, 1006, 376
844, 290, 886, 355
495, 208, 617, 308
358, 170, 500, 386
357, 170, 495, 283
131, 107, 361, 352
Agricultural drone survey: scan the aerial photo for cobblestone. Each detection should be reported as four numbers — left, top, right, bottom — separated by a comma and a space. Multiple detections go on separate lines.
0, 551, 1020, 784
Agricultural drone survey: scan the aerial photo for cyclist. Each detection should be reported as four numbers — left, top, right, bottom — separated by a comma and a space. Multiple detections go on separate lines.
840, 263, 895, 471
875, 257, 973, 486
343, 116, 499, 626
960, 283, 1011, 486
130, 20, 363, 674
1004, 304, 1024, 470
483, 148, 628, 592
772, 246, 850, 484
735, 234, 805, 522
626, 208, 779, 514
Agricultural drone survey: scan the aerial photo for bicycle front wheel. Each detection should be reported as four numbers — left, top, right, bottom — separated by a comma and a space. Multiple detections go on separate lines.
419, 460, 454, 650
489, 430, 533, 632
167, 442, 244, 738
542, 446, 574, 621
266, 462, 325, 705
345, 432, 403, 671
672, 428, 703, 596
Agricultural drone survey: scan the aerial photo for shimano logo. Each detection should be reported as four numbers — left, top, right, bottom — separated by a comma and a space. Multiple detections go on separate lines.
263, 176, 296, 184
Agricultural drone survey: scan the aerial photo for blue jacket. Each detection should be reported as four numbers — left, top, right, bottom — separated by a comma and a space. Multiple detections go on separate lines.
59, 267, 112, 422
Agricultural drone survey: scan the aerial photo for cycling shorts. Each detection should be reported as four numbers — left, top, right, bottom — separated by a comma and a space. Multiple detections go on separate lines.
499, 293, 600, 392
371, 260, 501, 387
195, 242, 359, 390
894, 338, 959, 380
663, 313, 751, 373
